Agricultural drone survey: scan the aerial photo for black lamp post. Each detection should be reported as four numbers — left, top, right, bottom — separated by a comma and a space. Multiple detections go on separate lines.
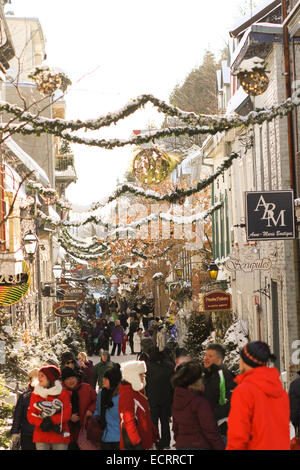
23, 231, 38, 262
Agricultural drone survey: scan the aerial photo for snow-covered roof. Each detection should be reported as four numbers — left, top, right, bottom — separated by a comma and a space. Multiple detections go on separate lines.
3, 162, 27, 199
4, 136, 50, 186
230, 22, 283, 74
226, 86, 249, 115
229, 0, 281, 38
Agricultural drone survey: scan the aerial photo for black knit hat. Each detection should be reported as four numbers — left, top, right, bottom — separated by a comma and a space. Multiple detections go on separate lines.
61, 351, 76, 366
240, 341, 276, 368
61, 366, 80, 382
103, 363, 122, 390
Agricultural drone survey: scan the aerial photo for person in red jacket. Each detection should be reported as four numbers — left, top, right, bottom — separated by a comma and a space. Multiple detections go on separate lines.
61, 367, 97, 450
171, 360, 225, 450
27, 365, 72, 450
226, 341, 290, 450
119, 360, 159, 450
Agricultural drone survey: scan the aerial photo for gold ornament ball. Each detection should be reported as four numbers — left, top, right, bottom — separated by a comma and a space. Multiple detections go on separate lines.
238, 70, 269, 96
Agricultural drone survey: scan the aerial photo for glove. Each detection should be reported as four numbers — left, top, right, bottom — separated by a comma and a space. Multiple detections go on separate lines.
40, 417, 62, 435
11, 434, 21, 448
40, 417, 53, 432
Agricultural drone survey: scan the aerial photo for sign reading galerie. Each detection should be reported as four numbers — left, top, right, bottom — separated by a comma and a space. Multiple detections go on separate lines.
245, 190, 295, 241
203, 291, 232, 312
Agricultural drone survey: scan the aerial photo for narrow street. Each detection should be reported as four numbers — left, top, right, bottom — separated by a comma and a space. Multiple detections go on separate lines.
1, 0, 300, 453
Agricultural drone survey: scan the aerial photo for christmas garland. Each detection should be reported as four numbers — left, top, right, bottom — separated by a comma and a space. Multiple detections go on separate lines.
2, 89, 300, 140
105, 153, 240, 204
60, 229, 109, 254
31, 152, 237, 230
57, 236, 111, 261
38, 198, 222, 236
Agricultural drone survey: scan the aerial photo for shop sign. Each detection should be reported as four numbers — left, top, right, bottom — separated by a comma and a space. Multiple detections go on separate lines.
0, 261, 31, 306
53, 302, 78, 317
63, 288, 84, 302
203, 291, 232, 312
245, 190, 295, 241
225, 257, 272, 273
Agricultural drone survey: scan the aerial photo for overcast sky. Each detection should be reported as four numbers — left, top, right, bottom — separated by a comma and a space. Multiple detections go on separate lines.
9, 0, 260, 205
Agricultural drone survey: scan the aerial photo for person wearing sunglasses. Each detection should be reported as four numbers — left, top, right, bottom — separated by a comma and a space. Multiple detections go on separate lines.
60, 352, 83, 382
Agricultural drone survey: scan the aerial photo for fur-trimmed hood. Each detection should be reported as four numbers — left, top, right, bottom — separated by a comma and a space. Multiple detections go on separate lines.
33, 380, 62, 398
121, 360, 147, 392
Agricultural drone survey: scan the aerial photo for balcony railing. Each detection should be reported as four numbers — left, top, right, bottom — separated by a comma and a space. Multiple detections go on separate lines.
55, 154, 75, 172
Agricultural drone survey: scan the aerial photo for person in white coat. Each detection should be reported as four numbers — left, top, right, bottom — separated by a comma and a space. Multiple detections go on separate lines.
133, 328, 143, 354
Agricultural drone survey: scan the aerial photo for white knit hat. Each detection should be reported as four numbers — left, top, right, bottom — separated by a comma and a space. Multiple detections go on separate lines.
121, 360, 147, 391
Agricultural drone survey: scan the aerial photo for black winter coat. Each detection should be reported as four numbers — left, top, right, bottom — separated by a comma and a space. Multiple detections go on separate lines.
11, 389, 35, 436
128, 320, 139, 340
289, 375, 300, 431
202, 364, 236, 434
145, 360, 174, 410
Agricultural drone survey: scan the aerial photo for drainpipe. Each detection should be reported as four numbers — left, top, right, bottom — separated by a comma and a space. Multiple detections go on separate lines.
282, 0, 296, 191
282, 0, 300, 357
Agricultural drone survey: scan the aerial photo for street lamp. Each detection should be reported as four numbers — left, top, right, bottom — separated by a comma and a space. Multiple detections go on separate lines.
53, 264, 62, 281
208, 262, 219, 281
176, 267, 183, 279
23, 231, 38, 262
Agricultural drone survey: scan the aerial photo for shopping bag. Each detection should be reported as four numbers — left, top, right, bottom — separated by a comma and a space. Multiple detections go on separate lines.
86, 415, 103, 447
78, 416, 101, 450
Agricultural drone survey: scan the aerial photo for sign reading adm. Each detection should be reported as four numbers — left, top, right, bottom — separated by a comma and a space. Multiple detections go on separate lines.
245, 190, 295, 241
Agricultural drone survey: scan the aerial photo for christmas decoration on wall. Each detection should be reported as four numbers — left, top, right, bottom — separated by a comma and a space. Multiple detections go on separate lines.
0, 261, 31, 307
28, 66, 72, 95
235, 57, 269, 96
132, 147, 180, 185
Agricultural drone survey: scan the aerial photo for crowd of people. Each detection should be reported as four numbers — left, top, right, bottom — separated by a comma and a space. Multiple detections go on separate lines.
79, 297, 173, 359
8, 296, 299, 451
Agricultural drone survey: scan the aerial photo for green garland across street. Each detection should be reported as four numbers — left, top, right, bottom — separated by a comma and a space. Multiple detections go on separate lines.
2, 90, 300, 140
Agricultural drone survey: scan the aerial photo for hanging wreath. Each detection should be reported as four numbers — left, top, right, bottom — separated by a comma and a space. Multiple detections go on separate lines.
132, 147, 180, 185
28, 66, 72, 95
235, 57, 269, 97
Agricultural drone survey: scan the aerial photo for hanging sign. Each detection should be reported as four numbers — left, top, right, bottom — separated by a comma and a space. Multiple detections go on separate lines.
63, 288, 84, 302
0, 261, 31, 306
203, 291, 232, 312
225, 257, 272, 272
245, 190, 295, 241
53, 301, 78, 317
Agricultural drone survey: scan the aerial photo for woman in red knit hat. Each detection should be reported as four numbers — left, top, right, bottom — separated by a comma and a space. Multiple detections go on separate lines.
27, 365, 72, 450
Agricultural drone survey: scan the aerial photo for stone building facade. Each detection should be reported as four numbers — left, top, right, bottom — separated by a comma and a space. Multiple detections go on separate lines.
205, 0, 300, 386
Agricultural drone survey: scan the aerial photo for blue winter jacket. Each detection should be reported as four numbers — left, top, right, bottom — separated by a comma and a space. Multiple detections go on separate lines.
94, 389, 120, 443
